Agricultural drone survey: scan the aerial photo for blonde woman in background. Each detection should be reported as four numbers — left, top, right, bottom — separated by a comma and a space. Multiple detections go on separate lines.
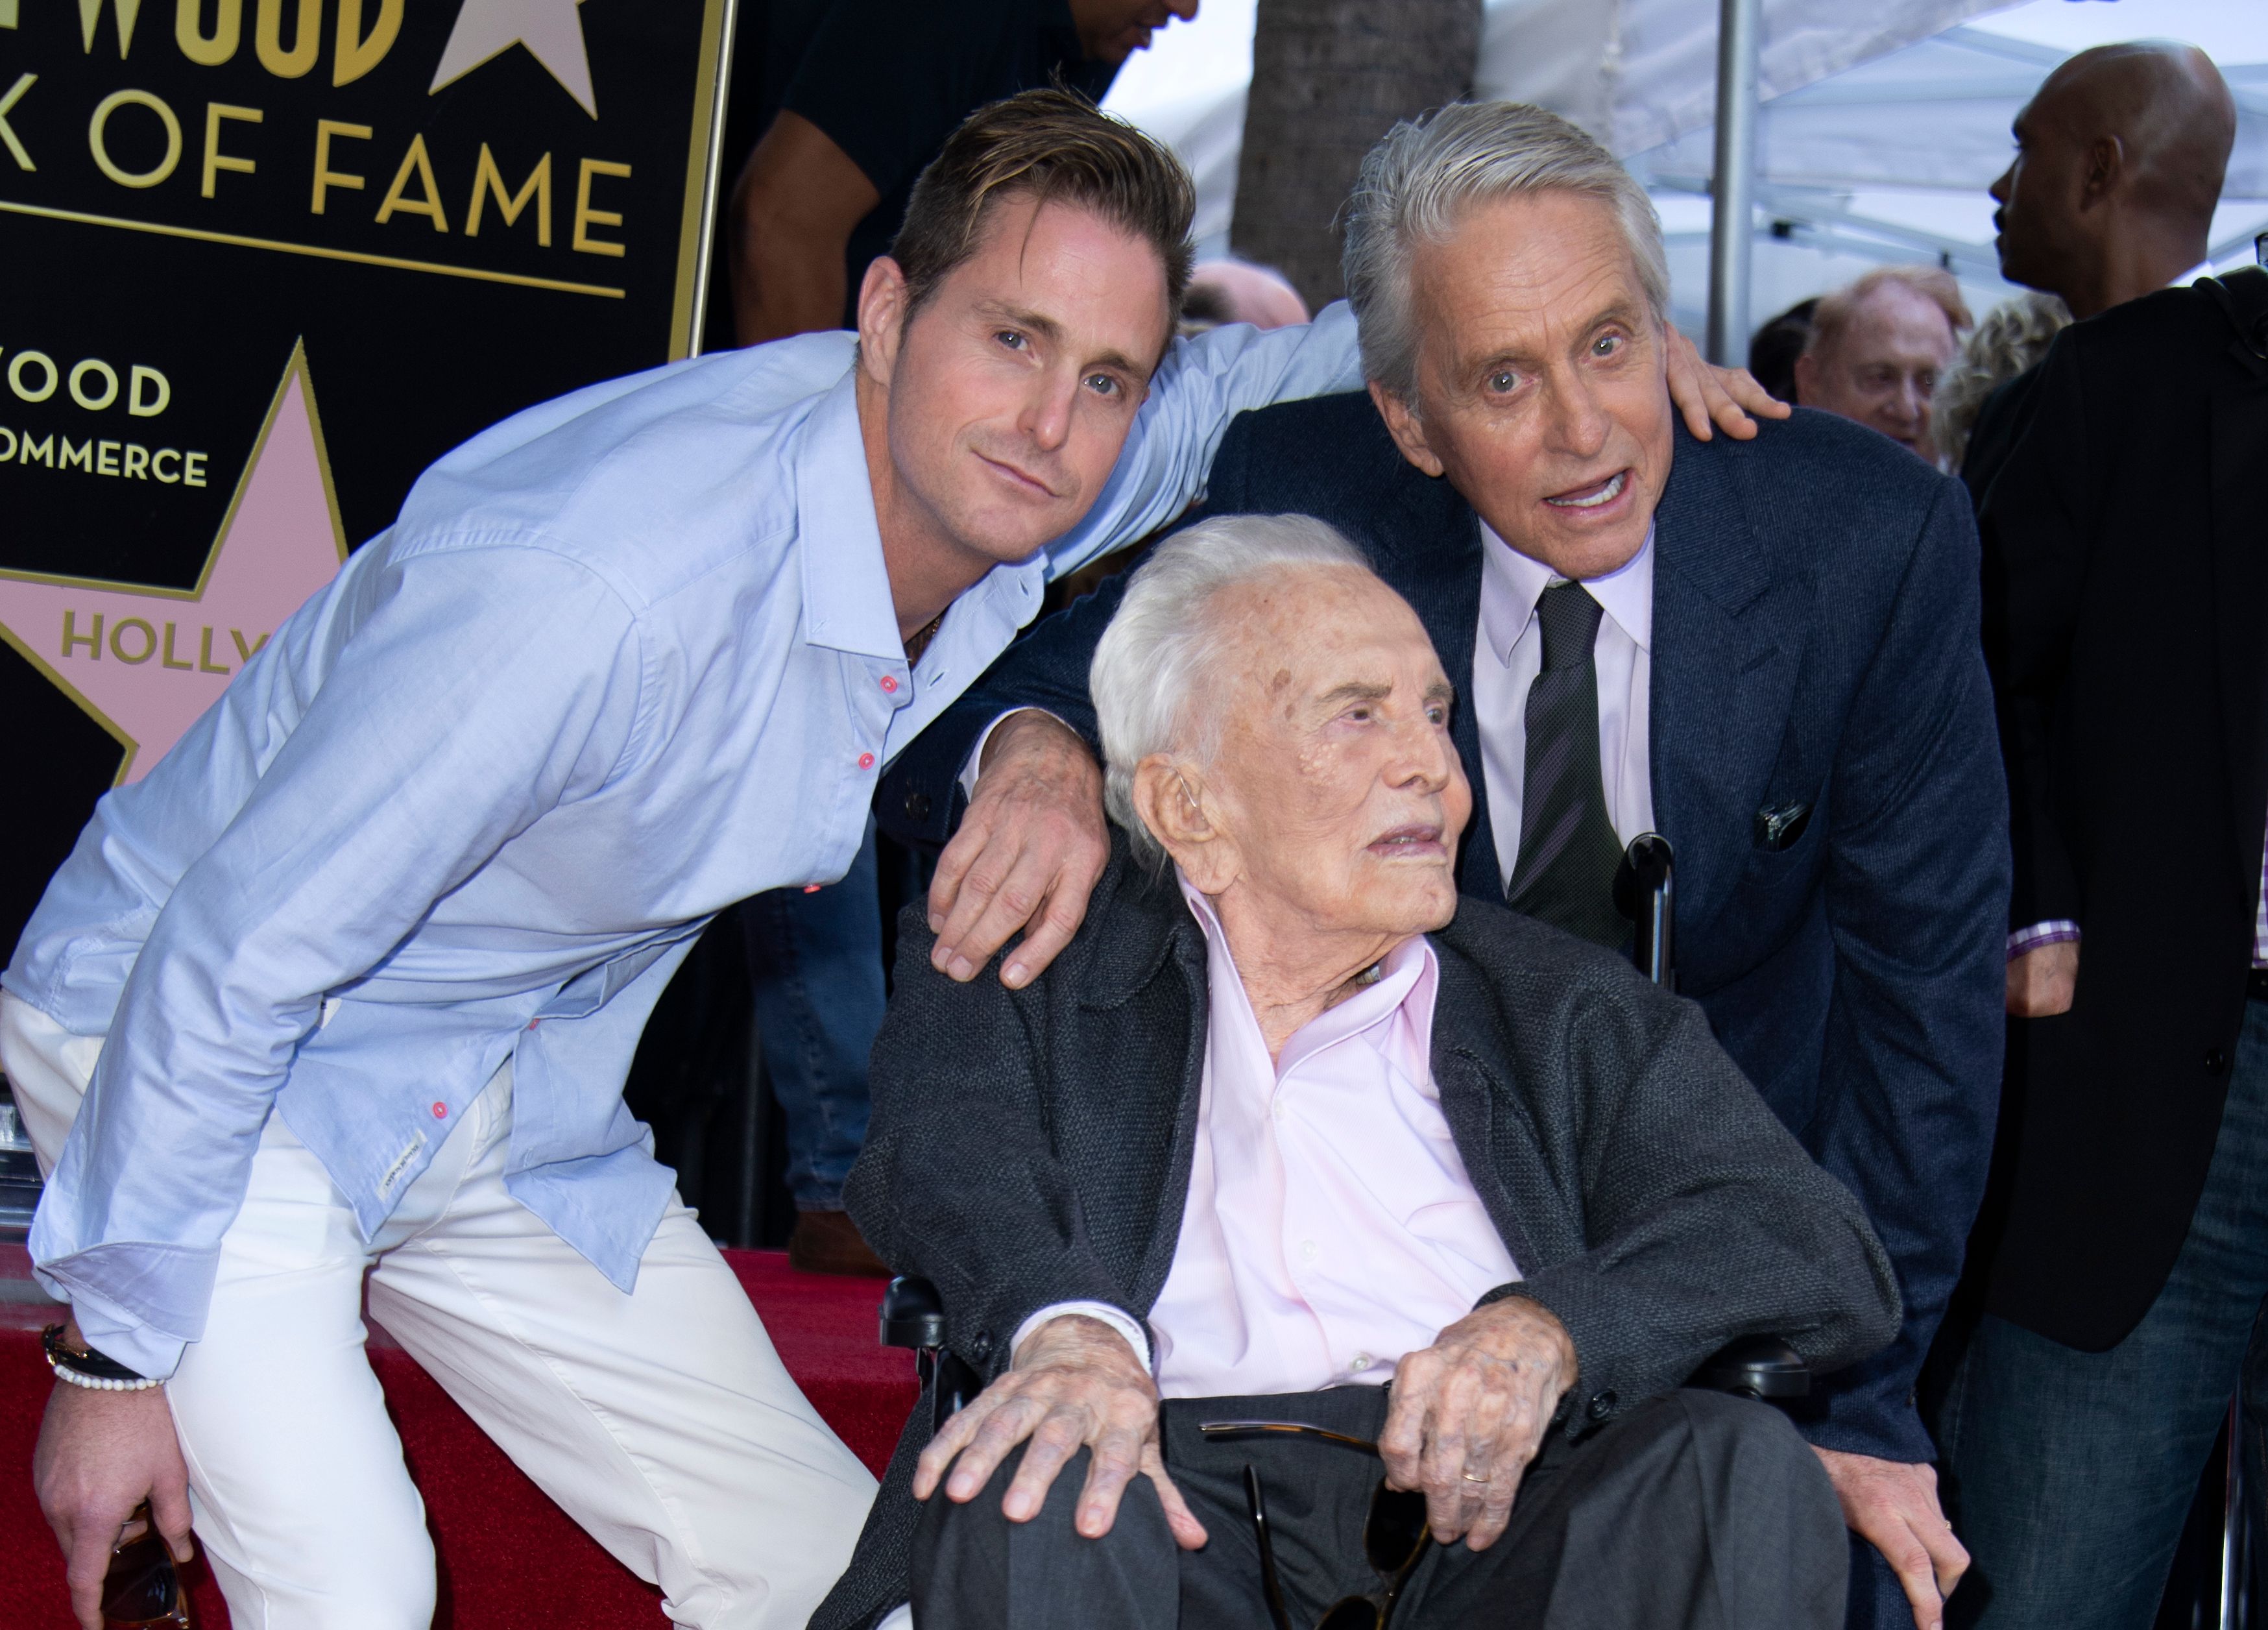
1933, 291, 2072, 474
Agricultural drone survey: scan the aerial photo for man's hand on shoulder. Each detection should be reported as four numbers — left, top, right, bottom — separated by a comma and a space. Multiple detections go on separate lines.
928, 710, 1110, 990
1815, 1448, 1969, 1630
2006, 940, 2078, 1017
1381, 1298, 1578, 1551
35, 1322, 193, 1630
1664, 327, 1792, 442
912, 1313, 1207, 1549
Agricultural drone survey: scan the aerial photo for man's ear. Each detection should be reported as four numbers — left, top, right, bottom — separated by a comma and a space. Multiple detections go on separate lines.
1790, 351, 1818, 406
856, 256, 911, 386
1369, 380, 1446, 478
1132, 755, 1236, 891
2079, 134, 2127, 211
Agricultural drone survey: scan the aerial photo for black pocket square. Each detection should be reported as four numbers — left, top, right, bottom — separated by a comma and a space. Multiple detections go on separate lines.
1755, 801, 1812, 852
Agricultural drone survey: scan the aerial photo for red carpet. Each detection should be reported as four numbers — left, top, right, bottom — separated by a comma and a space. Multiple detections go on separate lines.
0, 1246, 916, 1629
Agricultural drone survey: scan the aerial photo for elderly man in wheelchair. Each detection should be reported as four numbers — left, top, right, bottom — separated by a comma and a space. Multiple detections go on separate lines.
808, 515, 1901, 1630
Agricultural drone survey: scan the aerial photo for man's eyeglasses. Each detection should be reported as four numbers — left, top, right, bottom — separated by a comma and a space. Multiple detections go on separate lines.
1198, 1419, 1431, 1630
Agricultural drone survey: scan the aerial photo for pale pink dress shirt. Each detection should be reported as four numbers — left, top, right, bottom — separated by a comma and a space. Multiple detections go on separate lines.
1019, 880, 1520, 1398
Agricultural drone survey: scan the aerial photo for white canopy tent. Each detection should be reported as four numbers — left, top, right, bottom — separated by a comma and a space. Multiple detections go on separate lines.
1104, 0, 2268, 345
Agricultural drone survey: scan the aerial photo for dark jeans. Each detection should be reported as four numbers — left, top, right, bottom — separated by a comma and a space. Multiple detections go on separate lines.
1934, 992, 2268, 1629
911, 1385, 1847, 1630
740, 820, 885, 1210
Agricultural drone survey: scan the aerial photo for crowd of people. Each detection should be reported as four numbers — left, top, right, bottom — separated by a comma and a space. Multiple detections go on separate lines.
0, 6, 2260, 1630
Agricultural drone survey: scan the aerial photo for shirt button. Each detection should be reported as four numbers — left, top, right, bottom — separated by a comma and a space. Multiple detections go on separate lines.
431, 1102, 448, 1119
1271, 1100, 1286, 1119
1300, 1239, 1318, 1262
856, 752, 875, 770
880, 675, 899, 694
1351, 1353, 1373, 1372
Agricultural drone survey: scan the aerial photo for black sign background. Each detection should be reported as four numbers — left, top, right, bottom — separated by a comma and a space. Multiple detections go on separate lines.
0, 0, 732, 950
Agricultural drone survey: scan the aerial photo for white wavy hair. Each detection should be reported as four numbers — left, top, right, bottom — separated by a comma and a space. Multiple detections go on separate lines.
1090, 513, 1370, 871
1342, 100, 1671, 403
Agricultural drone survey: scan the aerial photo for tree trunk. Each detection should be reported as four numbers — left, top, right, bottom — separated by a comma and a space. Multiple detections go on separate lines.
1231, 0, 1484, 311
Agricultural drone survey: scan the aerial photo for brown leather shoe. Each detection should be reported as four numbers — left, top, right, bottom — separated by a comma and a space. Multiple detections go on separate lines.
788, 1209, 890, 1277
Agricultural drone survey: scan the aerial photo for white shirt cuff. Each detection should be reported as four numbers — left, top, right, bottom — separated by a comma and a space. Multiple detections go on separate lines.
1011, 1301, 1153, 1372
2007, 920, 2081, 961
957, 709, 1070, 803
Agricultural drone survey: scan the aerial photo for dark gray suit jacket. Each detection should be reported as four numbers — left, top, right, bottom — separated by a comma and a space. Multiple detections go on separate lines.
809, 842, 1901, 1630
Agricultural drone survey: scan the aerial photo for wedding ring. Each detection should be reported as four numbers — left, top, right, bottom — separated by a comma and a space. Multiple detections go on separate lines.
1460, 1468, 1491, 1484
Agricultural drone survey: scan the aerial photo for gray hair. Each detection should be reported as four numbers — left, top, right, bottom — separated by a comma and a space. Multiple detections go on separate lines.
1342, 101, 1672, 402
1805, 265, 1973, 359
1091, 513, 1371, 871
1931, 291, 2071, 467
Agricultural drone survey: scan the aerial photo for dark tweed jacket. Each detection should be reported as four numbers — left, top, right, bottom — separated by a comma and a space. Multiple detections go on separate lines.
810, 840, 1900, 1630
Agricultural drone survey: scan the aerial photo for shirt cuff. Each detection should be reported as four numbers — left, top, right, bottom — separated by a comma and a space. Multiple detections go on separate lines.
2007, 921, 2081, 962
40, 1285, 186, 1382
957, 709, 1070, 803
1010, 1301, 1153, 1372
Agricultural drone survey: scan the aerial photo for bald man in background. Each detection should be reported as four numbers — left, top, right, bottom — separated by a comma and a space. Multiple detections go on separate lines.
1794, 267, 1971, 462
1966, 38, 2234, 1067
1924, 40, 2252, 1630
1958, 41, 2237, 504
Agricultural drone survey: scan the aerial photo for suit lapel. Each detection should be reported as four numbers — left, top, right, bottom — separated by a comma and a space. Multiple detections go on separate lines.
1129, 915, 1214, 1312
1427, 949, 1545, 1271
2208, 356, 2268, 912
1648, 431, 1809, 938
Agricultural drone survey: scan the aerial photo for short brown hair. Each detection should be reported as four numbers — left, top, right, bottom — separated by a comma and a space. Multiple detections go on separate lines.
890, 88, 1196, 340
1805, 266, 1973, 359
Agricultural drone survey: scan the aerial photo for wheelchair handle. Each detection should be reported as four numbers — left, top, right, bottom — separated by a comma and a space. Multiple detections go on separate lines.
1613, 833, 1676, 991
880, 1275, 947, 1354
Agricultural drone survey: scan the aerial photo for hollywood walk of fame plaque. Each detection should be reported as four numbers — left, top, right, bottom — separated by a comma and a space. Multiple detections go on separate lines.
0, 0, 736, 949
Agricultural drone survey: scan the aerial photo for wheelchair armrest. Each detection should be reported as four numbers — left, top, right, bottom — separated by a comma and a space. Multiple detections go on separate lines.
1687, 1335, 1809, 1402
878, 1275, 983, 1432
880, 1275, 947, 1352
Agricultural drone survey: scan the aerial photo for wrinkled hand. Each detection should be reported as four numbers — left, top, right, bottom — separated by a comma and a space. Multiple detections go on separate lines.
1664, 327, 1791, 441
2006, 940, 2077, 1017
928, 709, 1111, 989
1816, 1449, 1969, 1630
914, 1314, 1208, 1548
1380, 1298, 1578, 1550
35, 1336, 193, 1630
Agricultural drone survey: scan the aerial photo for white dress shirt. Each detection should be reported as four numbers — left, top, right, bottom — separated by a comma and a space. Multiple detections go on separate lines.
1474, 522, 1656, 892
1021, 879, 1520, 1396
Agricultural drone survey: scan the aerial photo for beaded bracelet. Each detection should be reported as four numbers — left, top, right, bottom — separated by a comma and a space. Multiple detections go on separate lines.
42, 1324, 162, 1393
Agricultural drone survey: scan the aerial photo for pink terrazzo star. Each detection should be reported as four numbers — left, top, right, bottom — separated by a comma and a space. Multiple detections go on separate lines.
0, 351, 347, 783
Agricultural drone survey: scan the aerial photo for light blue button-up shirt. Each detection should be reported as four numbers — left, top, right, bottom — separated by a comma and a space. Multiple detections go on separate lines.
6, 308, 1361, 1377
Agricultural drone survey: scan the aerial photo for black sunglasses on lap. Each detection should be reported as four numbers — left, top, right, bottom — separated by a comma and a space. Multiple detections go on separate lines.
1198, 1420, 1432, 1630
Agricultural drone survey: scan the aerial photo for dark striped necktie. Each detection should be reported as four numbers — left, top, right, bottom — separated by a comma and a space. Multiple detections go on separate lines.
1504, 582, 1628, 948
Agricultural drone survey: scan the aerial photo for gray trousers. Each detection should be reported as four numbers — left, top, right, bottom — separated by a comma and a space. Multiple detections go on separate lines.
911, 1385, 1846, 1630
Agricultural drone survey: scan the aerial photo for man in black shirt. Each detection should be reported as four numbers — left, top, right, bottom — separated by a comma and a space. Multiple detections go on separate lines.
728, 0, 1196, 345
1923, 40, 2257, 1630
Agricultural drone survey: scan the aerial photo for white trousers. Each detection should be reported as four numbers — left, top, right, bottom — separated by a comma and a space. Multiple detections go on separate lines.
0, 991, 876, 1630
